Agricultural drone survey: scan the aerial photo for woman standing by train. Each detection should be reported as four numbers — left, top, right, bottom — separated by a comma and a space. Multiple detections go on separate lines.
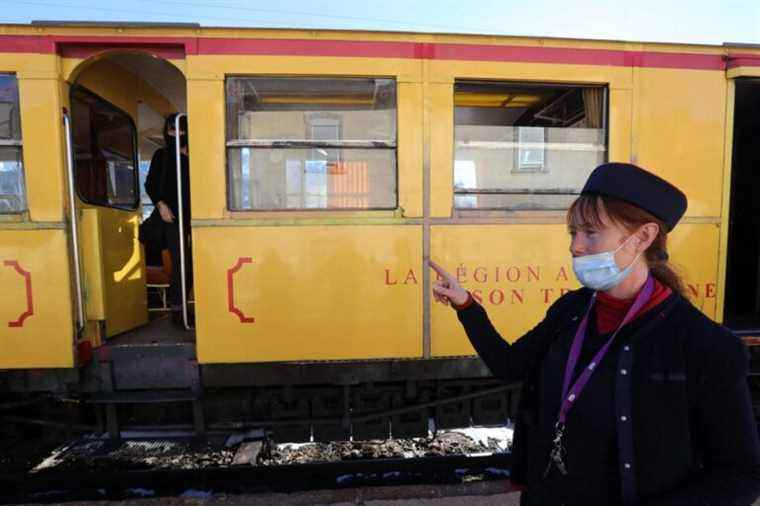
431, 163, 760, 505
144, 113, 193, 325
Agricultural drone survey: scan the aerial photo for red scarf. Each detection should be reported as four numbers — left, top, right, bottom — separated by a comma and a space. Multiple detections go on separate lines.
595, 278, 672, 334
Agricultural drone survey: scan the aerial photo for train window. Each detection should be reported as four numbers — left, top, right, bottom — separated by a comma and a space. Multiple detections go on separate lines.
70, 86, 139, 210
225, 77, 397, 210
454, 81, 607, 210
0, 74, 26, 213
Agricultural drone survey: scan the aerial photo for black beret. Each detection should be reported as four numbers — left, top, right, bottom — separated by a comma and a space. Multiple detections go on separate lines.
581, 163, 688, 231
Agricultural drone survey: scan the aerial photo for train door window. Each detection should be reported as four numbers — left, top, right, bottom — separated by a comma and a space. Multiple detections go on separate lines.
724, 79, 760, 331
453, 81, 607, 210
138, 102, 165, 221
0, 74, 26, 213
70, 86, 139, 210
225, 76, 397, 210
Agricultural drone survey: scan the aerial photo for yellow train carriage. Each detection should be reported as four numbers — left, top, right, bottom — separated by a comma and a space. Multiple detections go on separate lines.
1, 21, 759, 438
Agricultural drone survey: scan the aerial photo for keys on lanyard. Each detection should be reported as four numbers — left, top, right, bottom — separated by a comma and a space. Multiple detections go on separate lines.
543, 277, 654, 478
543, 421, 568, 477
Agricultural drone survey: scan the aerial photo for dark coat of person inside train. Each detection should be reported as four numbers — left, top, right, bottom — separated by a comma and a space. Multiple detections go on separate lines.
430, 162, 760, 506
143, 113, 192, 325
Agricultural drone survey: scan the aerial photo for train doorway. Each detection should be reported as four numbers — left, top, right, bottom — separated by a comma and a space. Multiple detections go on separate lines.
64, 51, 193, 348
724, 78, 760, 332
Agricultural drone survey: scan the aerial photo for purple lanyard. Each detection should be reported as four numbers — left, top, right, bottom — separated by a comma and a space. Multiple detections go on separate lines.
557, 276, 654, 424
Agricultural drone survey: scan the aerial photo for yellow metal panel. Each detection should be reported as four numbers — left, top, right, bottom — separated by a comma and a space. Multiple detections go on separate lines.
0, 53, 58, 77
186, 55, 422, 84
670, 223, 721, 319
96, 207, 147, 337
193, 225, 423, 363
187, 78, 225, 220
0, 229, 74, 368
429, 83, 454, 218
17, 78, 66, 223
608, 88, 633, 162
79, 208, 106, 320
428, 60, 633, 88
75, 60, 138, 118
715, 80, 736, 323
73, 59, 178, 117
430, 223, 720, 357
397, 82, 424, 218
62, 57, 186, 84
222, 211, 407, 221
431, 224, 577, 356
634, 68, 727, 218
727, 67, 760, 79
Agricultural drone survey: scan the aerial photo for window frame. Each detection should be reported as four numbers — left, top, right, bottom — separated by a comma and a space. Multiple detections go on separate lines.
224, 75, 399, 212
452, 80, 610, 211
0, 73, 26, 215
69, 84, 141, 212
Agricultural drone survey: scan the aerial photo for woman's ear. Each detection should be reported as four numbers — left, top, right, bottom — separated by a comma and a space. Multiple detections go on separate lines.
636, 222, 660, 252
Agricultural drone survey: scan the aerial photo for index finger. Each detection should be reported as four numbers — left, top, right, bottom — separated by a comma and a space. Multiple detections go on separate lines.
428, 259, 454, 282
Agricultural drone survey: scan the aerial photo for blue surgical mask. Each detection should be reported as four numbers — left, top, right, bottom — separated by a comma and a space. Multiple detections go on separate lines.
572, 236, 641, 291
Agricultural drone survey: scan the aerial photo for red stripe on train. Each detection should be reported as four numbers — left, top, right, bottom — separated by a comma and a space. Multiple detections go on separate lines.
0, 34, 756, 71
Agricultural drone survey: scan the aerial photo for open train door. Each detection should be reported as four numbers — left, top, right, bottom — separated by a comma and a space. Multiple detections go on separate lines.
63, 84, 148, 344
724, 73, 760, 338
60, 46, 189, 349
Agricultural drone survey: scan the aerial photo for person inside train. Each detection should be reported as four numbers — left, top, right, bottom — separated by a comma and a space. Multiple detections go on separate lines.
430, 162, 760, 505
144, 113, 193, 326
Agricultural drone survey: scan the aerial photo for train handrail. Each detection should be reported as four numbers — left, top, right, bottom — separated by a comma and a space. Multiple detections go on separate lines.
174, 113, 192, 331
62, 111, 85, 334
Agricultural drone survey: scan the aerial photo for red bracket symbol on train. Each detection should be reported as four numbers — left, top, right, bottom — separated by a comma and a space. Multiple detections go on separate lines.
227, 257, 255, 323
3, 260, 34, 328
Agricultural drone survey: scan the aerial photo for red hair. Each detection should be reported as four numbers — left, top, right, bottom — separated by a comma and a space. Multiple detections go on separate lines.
567, 194, 685, 295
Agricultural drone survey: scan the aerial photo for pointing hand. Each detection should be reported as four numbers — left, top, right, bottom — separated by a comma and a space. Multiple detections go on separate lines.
429, 259, 469, 307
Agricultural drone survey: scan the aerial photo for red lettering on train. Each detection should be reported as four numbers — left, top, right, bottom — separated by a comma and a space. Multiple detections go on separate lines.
489, 289, 504, 305
541, 287, 555, 304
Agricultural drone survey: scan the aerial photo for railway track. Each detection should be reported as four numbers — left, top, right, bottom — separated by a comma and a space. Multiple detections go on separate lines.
1, 450, 512, 504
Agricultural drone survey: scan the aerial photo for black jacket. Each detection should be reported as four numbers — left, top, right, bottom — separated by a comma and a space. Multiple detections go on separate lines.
145, 146, 190, 221
457, 288, 760, 506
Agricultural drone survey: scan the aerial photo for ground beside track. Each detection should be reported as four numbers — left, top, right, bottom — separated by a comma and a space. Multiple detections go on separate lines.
37, 481, 521, 505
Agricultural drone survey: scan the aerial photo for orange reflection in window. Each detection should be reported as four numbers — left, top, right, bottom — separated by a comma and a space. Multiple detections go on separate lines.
328, 161, 368, 208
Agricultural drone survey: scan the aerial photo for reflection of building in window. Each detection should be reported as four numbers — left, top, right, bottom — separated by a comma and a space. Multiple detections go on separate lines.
516, 127, 546, 172
454, 81, 607, 210
0, 74, 25, 213
328, 161, 369, 208
225, 77, 397, 211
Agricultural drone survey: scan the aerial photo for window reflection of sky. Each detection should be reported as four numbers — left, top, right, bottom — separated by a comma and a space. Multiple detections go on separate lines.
138, 160, 153, 220
454, 160, 477, 208
0, 74, 24, 213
